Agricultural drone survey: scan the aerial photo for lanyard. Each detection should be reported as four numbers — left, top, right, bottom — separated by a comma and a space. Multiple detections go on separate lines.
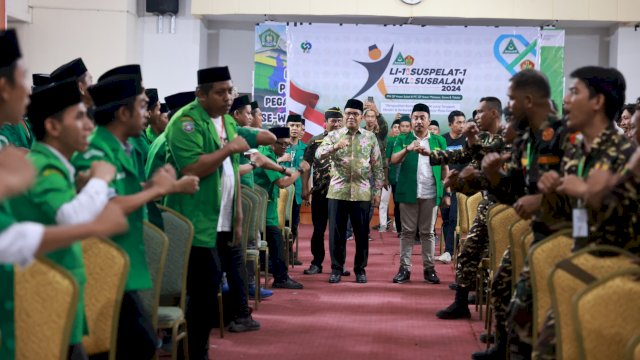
526, 140, 533, 171
577, 156, 587, 178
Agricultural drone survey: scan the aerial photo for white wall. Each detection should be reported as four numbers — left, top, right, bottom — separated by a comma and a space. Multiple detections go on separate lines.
610, 26, 640, 102
564, 27, 609, 82
206, 21, 254, 94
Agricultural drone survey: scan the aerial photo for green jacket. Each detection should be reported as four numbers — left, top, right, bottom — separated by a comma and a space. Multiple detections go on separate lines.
145, 133, 166, 180
163, 100, 257, 248
0, 119, 34, 149
145, 127, 160, 146
393, 132, 447, 205
9, 142, 88, 344
0, 203, 16, 360
72, 126, 150, 291
280, 140, 307, 204
386, 135, 399, 185
253, 146, 284, 227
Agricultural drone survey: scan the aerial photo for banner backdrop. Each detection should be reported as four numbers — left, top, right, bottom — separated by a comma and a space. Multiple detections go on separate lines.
253, 24, 564, 138
253, 24, 288, 127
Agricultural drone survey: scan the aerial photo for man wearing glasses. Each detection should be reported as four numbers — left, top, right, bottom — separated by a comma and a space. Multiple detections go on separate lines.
302, 107, 343, 275
316, 99, 384, 284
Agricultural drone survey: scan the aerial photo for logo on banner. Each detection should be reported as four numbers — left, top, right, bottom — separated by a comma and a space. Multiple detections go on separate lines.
393, 53, 415, 66
259, 29, 280, 48
352, 44, 395, 98
300, 41, 312, 53
502, 39, 520, 54
493, 35, 538, 75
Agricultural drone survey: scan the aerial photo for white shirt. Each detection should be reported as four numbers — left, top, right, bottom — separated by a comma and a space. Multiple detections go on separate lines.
212, 116, 235, 232
415, 132, 436, 199
43, 144, 110, 225
0, 222, 44, 266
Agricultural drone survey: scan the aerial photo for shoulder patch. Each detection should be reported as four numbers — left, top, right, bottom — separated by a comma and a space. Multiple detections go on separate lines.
182, 121, 195, 133
42, 168, 64, 178
542, 127, 554, 142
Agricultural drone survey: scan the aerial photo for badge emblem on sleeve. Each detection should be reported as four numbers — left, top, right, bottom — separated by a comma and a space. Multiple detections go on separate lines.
182, 121, 195, 133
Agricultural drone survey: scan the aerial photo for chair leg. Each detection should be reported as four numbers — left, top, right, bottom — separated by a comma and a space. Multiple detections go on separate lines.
452, 232, 458, 270
265, 247, 270, 289
486, 302, 493, 350
254, 258, 260, 310
217, 290, 224, 338
484, 281, 493, 330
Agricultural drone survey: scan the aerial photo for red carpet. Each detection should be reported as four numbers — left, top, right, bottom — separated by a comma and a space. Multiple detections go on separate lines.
210, 225, 485, 359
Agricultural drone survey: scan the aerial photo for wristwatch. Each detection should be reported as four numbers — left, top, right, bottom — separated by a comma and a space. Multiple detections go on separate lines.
444, 192, 452, 197
297, 167, 305, 174
250, 161, 257, 170
280, 166, 287, 174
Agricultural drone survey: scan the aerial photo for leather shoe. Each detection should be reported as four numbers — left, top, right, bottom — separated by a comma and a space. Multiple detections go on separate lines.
392, 267, 411, 284
328, 271, 341, 283
355, 272, 367, 283
303, 264, 322, 275
424, 268, 440, 284
342, 270, 351, 276
272, 277, 304, 289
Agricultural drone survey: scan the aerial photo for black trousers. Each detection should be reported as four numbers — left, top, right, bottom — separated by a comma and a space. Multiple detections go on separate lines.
185, 245, 222, 360
216, 232, 249, 319
310, 191, 329, 268
115, 291, 157, 360
392, 184, 401, 233
328, 199, 370, 274
265, 225, 288, 282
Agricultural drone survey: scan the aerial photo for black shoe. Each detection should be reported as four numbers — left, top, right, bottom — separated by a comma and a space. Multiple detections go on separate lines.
392, 267, 411, 284
272, 277, 304, 289
293, 258, 303, 266
303, 264, 322, 275
424, 268, 440, 284
355, 272, 367, 283
342, 270, 351, 276
468, 292, 477, 305
471, 345, 504, 360
436, 287, 470, 319
228, 315, 260, 332
329, 271, 341, 283
479, 332, 495, 344
449, 283, 458, 290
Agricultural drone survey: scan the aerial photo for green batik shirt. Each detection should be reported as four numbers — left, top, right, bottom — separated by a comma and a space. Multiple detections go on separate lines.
553, 126, 636, 252
316, 127, 384, 201
9, 142, 91, 344
253, 146, 284, 227
280, 140, 307, 204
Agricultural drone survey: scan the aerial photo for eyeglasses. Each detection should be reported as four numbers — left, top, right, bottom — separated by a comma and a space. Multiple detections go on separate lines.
345, 111, 361, 118
275, 141, 290, 148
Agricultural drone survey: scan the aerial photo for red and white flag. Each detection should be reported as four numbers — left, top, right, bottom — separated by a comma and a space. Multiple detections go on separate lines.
288, 81, 326, 142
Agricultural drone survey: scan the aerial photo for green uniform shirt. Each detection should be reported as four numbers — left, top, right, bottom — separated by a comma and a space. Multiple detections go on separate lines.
280, 140, 307, 204
0, 118, 34, 149
239, 155, 255, 188
72, 126, 151, 291
254, 146, 284, 227
164, 100, 258, 248
129, 135, 150, 183
0, 203, 16, 360
393, 132, 447, 205
145, 127, 159, 146
145, 133, 166, 180
9, 142, 88, 344
386, 136, 399, 185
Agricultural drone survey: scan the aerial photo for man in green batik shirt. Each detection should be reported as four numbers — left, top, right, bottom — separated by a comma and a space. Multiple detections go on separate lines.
9, 79, 121, 360
316, 99, 384, 285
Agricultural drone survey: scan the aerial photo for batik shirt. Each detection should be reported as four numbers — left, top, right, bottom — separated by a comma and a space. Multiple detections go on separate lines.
316, 127, 384, 201
303, 131, 332, 195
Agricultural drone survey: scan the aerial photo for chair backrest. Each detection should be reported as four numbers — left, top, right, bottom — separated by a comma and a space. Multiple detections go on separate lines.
14, 258, 79, 360
157, 205, 193, 312
240, 192, 257, 253
548, 246, 639, 360
139, 222, 169, 329
574, 268, 640, 360
253, 185, 269, 235
509, 218, 531, 290
465, 192, 483, 232
277, 185, 295, 230
624, 334, 640, 360
285, 184, 295, 222
241, 185, 261, 245
81, 237, 130, 358
520, 232, 535, 268
529, 230, 573, 342
486, 204, 515, 273
456, 193, 469, 234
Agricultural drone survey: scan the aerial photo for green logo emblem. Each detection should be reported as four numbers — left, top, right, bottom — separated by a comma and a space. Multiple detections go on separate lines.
393, 53, 406, 65
502, 39, 519, 54
259, 29, 280, 48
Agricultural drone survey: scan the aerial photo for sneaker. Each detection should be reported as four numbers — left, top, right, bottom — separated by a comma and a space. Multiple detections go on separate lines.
248, 284, 273, 299
228, 315, 260, 332
438, 252, 452, 264
272, 276, 304, 289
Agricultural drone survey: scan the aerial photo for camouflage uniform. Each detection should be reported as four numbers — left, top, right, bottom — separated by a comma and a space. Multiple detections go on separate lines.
533, 126, 636, 359
430, 132, 505, 288
485, 117, 568, 359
